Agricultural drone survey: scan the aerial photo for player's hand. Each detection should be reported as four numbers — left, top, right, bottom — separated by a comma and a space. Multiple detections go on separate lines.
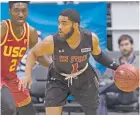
18, 76, 32, 91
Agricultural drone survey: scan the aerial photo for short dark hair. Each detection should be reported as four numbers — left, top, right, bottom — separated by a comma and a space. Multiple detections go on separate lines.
9, 1, 30, 9
60, 8, 80, 25
118, 34, 133, 45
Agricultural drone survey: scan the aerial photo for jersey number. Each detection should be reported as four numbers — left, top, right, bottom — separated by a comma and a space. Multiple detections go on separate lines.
9, 59, 17, 72
72, 63, 78, 73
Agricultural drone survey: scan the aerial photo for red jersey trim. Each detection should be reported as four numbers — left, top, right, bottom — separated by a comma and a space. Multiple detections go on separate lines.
8, 19, 26, 42
0, 20, 9, 46
16, 96, 31, 107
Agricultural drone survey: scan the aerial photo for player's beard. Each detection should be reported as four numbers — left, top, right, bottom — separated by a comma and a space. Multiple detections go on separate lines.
60, 26, 74, 40
122, 48, 133, 57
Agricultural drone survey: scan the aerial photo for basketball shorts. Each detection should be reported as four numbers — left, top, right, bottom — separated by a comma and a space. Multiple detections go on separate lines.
44, 65, 99, 115
1, 76, 31, 107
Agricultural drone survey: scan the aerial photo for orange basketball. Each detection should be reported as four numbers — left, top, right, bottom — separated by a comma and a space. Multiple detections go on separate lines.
114, 64, 139, 92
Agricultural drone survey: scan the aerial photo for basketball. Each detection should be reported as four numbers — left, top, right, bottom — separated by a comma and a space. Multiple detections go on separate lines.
114, 64, 139, 92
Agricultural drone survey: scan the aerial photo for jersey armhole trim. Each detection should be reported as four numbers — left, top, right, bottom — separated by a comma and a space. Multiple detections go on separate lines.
8, 19, 26, 42
0, 20, 9, 46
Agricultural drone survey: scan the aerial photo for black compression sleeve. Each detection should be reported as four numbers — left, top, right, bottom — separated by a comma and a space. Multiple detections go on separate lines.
93, 51, 120, 70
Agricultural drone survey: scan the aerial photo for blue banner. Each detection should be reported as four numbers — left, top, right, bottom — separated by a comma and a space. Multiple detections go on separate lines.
1, 2, 107, 74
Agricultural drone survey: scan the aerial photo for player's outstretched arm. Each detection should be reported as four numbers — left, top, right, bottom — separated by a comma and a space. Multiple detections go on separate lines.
91, 33, 119, 70
29, 27, 52, 67
19, 35, 54, 89
26, 35, 54, 77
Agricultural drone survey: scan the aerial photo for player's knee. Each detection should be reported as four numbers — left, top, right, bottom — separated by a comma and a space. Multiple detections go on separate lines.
45, 106, 62, 115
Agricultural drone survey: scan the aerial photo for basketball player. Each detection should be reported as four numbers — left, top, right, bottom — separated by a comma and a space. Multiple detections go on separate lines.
1, 1, 50, 115
21, 9, 120, 115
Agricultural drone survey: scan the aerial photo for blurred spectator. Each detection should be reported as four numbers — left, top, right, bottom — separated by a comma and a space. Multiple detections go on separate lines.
97, 34, 139, 115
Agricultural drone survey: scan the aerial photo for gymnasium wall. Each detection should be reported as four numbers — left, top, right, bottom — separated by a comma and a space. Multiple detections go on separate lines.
1, 2, 107, 74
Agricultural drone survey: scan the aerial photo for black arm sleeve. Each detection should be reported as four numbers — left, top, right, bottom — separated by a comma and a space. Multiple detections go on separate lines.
93, 51, 120, 70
